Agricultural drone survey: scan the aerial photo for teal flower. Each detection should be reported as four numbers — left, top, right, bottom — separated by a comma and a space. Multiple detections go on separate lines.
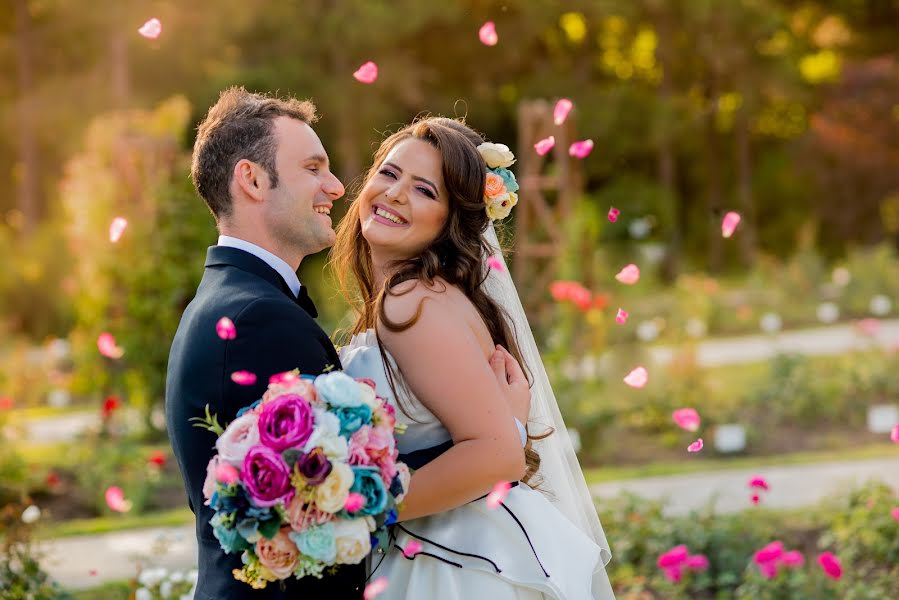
333, 404, 372, 437
211, 512, 252, 554
289, 522, 337, 564
345, 466, 387, 517
492, 167, 519, 193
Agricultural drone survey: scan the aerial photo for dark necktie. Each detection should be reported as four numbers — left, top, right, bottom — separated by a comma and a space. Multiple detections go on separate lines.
295, 285, 318, 318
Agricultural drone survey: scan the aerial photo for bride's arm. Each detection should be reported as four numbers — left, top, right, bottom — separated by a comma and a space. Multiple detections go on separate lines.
378, 285, 527, 522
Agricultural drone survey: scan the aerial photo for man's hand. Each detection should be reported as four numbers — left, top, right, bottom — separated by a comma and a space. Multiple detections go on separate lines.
490, 344, 531, 427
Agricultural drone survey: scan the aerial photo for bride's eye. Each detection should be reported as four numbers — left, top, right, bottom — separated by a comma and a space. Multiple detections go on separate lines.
417, 187, 436, 199
379, 168, 397, 179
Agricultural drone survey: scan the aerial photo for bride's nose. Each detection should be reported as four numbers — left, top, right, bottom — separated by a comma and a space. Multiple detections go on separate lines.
384, 182, 406, 204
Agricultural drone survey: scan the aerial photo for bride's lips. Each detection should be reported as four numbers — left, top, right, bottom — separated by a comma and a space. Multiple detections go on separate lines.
371, 203, 409, 228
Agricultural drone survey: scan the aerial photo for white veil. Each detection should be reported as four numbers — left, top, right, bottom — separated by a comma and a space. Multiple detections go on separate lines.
483, 223, 614, 597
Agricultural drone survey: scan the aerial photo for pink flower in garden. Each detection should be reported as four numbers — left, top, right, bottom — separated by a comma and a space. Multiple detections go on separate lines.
758, 561, 779, 579
97, 333, 124, 359
781, 551, 805, 568
721, 211, 741, 238
890, 425, 898, 444
657, 544, 689, 569
687, 438, 704, 453
216, 317, 236, 340
754, 541, 784, 564
891, 507, 899, 521
748, 476, 770, 491
685, 554, 710, 572
608, 207, 620, 222
486, 480, 512, 509
402, 540, 423, 558
568, 139, 594, 159
101, 395, 121, 419
623, 366, 648, 389
105, 486, 132, 512
553, 99, 573, 125
364, 577, 389, 600
817, 552, 842, 580
549, 280, 593, 311
534, 136, 555, 156
231, 371, 257, 386
353, 61, 379, 84
615, 264, 641, 285
138, 18, 162, 40
672, 408, 701, 432
855, 318, 881, 336
662, 566, 683, 583
478, 21, 498, 46
147, 450, 166, 467
109, 217, 128, 243
487, 256, 505, 272
615, 308, 629, 325
750, 493, 762, 505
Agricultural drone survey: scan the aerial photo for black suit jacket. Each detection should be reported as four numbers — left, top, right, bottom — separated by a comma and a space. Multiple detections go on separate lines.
165, 246, 364, 599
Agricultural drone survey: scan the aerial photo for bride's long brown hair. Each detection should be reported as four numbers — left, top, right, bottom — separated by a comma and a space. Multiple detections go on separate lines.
330, 117, 548, 486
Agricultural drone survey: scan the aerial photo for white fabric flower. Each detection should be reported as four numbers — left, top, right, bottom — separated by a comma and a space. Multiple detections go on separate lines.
333, 518, 372, 564
477, 142, 516, 168
315, 462, 354, 513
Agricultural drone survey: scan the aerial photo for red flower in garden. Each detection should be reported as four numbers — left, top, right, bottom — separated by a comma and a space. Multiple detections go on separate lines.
148, 450, 167, 468
46, 471, 61, 488
101, 395, 121, 418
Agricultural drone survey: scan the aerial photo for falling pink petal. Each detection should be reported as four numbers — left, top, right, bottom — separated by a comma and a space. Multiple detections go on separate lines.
891, 425, 899, 444
615, 264, 640, 285
568, 139, 594, 159
890, 507, 899, 521
109, 217, 128, 243
344, 492, 367, 513
685, 554, 710, 572
662, 566, 683, 583
781, 550, 805, 568
553, 99, 573, 125
623, 366, 648, 389
487, 256, 505, 272
216, 317, 236, 340
672, 408, 701, 432
104, 486, 132, 513
721, 211, 741, 238
97, 333, 125, 359
817, 552, 842, 580
402, 540, 423, 558
269, 370, 300, 385
486, 480, 512, 509
216, 463, 239, 485
479, 21, 498, 46
353, 61, 379, 84
748, 476, 770, 491
615, 309, 629, 325
364, 577, 389, 600
855, 318, 881, 336
534, 136, 555, 156
138, 18, 162, 40
608, 207, 620, 222
230, 371, 257, 386
751, 493, 762, 505
687, 438, 704, 453
88, 569, 98, 576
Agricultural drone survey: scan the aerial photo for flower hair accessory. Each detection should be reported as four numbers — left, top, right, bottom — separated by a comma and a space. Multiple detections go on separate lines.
477, 142, 519, 221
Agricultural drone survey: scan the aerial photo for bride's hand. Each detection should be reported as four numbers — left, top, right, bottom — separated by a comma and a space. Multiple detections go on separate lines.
490, 345, 530, 426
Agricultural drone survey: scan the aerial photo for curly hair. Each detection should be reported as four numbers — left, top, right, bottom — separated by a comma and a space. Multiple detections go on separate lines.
330, 116, 550, 487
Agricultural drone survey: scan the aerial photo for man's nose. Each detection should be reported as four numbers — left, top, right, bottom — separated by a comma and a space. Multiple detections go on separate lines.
324, 172, 344, 201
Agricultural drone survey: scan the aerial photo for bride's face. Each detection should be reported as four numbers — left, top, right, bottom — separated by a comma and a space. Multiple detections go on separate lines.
358, 139, 449, 263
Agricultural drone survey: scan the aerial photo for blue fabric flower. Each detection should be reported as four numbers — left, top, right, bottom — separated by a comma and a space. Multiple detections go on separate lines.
289, 522, 337, 564
314, 372, 362, 407
236, 399, 262, 418
493, 167, 519, 193
211, 512, 251, 554
333, 404, 372, 437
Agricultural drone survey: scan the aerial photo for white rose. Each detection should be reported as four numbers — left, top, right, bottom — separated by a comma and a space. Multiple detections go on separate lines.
333, 518, 372, 565
477, 142, 516, 169
357, 382, 379, 410
486, 192, 514, 221
315, 462, 354, 512
215, 412, 259, 467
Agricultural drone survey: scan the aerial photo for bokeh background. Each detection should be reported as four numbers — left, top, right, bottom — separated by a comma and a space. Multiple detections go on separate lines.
1, 1, 898, 598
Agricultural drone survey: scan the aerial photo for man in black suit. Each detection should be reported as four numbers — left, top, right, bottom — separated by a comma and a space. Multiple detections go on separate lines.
165, 87, 364, 599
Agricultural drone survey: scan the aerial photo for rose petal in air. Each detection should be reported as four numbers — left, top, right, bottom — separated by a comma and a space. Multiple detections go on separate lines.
534, 136, 555, 156
402, 540, 423, 558
105, 486, 132, 513
353, 61, 379, 84
269, 370, 300, 385
751, 493, 761, 505
88, 569, 98, 576
97, 333, 124, 359
615, 309, 629, 325
487, 256, 505, 272
568, 140, 594, 159
344, 492, 367, 513
486, 480, 512, 509
109, 217, 128, 243
553, 99, 573, 125
138, 18, 162, 40
615, 264, 640, 285
608, 207, 620, 222
364, 576, 389, 600
687, 438, 704, 453
230, 371, 257, 386
748, 476, 770, 491
672, 408, 701, 432
623, 366, 648, 389
721, 211, 741, 238
216, 317, 236, 340
479, 21, 498, 46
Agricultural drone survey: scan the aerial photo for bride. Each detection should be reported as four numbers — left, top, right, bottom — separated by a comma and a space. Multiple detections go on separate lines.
330, 117, 614, 599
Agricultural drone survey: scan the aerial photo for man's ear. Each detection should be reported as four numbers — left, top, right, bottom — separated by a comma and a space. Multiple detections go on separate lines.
233, 159, 270, 203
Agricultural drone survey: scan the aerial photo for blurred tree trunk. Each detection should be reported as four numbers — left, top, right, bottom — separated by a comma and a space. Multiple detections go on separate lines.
109, 27, 130, 107
14, 0, 41, 236
735, 103, 757, 266
704, 77, 724, 273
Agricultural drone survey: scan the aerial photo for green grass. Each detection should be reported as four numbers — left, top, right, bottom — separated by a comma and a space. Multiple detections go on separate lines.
6, 405, 94, 421
68, 581, 131, 600
584, 443, 899, 484
39, 507, 194, 540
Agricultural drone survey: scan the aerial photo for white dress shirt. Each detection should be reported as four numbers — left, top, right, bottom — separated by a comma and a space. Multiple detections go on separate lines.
217, 235, 301, 298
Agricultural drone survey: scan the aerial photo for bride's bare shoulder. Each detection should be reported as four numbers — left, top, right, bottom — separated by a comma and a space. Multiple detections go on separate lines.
380, 277, 467, 328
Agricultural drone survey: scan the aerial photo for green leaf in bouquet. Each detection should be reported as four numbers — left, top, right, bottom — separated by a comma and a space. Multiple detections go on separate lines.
258, 516, 281, 540
189, 404, 225, 436
372, 527, 391, 553
282, 449, 302, 468
236, 518, 262, 543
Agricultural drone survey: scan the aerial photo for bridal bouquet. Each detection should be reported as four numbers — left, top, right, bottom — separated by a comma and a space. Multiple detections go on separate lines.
197, 370, 410, 589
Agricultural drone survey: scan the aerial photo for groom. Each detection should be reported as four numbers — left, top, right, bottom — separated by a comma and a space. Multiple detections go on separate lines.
165, 87, 364, 599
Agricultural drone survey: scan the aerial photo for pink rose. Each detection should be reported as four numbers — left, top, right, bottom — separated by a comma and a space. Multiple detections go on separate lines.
263, 378, 319, 406
285, 495, 333, 532
365, 426, 395, 462
215, 412, 260, 467
242, 445, 294, 507
255, 528, 299, 579
202, 456, 223, 505
258, 394, 314, 451
348, 426, 373, 466
484, 172, 507, 199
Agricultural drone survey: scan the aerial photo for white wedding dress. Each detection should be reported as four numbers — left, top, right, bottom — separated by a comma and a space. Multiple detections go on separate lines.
340, 330, 612, 600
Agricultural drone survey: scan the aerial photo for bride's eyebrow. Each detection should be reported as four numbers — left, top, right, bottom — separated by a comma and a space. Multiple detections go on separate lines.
383, 162, 439, 194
